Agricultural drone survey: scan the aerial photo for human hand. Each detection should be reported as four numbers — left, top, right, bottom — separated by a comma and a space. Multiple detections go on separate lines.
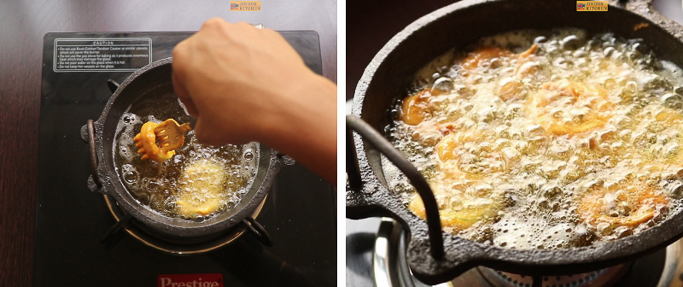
172, 18, 337, 183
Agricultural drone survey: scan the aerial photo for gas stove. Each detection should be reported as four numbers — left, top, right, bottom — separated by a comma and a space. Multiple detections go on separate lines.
36, 32, 335, 287
348, 218, 682, 287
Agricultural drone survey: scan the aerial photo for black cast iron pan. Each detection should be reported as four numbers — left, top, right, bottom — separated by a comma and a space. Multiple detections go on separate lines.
347, 0, 683, 284
82, 58, 286, 246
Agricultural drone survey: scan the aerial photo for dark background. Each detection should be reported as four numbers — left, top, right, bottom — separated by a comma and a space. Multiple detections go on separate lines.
346, 0, 457, 100
0, 1, 335, 285
345, 0, 683, 101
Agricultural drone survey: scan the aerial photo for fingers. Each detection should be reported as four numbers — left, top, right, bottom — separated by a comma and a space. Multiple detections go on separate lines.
194, 117, 248, 146
172, 71, 199, 117
171, 17, 291, 148
193, 117, 221, 146
172, 41, 199, 117
202, 17, 228, 31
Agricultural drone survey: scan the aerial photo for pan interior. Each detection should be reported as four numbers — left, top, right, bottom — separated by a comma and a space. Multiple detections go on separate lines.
101, 63, 270, 233
382, 27, 683, 250
113, 84, 259, 221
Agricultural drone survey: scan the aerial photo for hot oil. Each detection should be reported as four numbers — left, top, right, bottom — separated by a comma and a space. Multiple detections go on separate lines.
385, 29, 683, 250
113, 89, 258, 220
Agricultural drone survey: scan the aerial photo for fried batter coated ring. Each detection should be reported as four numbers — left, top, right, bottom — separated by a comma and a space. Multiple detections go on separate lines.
400, 89, 444, 125
527, 80, 611, 135
436, 130, 508, 179
409, 194, 500, 232
133, 122, 175, 162
176, 159, 227, 218
461, 44, 538, 70
577, 182, 668, 229
461, 47, 513, 70
400, 45, 540, 125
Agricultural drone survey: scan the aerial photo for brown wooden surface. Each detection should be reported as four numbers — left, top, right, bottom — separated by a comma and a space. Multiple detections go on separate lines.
0, 1, 336, 285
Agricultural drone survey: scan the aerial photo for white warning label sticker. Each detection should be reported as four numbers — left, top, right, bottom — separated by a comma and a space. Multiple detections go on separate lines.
54, 38, 152, 72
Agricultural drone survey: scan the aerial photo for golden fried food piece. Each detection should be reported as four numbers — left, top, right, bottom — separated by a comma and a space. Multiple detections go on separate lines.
518, 43, 538, 59
515, 53, 539, 78
400, 89, 444, 125
436, 132, 461, 162
647, 107, 683, 135
527, 80, 611, 135
657, 109, 683, 163
494, 45, 540, 101
461, 44, 538, 71
176, 159, 228, 218
631, 107, 683, 165
435, 130, 508, 179
409, 194, 500, 232
436, 123, 457, 136
655, 108, 683, 122
401, 45, 539, 125
133, 122, 175, 162
498, 79, 525, 102
461, 47, 513, 70
134, 119, 191, 162
577, 182, 668, 230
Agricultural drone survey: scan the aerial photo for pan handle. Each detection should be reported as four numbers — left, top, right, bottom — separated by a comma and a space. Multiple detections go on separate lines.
346, 115, 444, 259
87, 119, 104, 189
276, 152, 296, 166
107, 79, 120, 93
346, 119, 363, 191
618, 0, 683, 42
242, 216, 273, 247
618, 0, 652, 6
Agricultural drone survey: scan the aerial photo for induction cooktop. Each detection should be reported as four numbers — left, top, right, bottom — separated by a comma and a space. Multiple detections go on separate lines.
36, 31, 335, 287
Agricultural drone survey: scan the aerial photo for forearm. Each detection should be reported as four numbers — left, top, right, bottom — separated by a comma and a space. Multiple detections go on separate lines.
259, 74, 337, 184
171, 19, 337, 183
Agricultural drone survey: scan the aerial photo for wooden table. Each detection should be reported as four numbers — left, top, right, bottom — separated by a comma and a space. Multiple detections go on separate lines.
0, 1, 336, 285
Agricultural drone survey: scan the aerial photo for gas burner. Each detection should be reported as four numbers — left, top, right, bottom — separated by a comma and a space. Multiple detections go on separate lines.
371, 218, 683, 287
102, 194, 267, 255
477, 265, 628, 287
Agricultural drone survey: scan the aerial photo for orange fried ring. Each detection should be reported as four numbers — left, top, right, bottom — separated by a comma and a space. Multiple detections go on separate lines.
409, 195, 499, 232
527, 80, 611, 135
400, 89, 444, 125
461, 47, 513, 70
499, 80, 525, 102
577, 184, 668, 229
400, 45, 539, 125
436, 132, 469, 162
133, 122, 175, 162
435, 131, 508, 179
461, 44, 538, 71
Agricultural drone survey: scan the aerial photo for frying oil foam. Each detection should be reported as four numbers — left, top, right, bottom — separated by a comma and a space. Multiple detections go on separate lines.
385, 29, 683, 250
113, 89, 258, 220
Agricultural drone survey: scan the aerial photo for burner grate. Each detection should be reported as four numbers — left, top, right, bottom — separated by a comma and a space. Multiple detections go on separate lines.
371, 218, 675, 287
478, 264, 628, 287
101, 194, 267, 255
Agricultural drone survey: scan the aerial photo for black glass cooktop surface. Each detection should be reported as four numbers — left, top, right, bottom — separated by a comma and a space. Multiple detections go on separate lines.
36, 32, 335, 287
